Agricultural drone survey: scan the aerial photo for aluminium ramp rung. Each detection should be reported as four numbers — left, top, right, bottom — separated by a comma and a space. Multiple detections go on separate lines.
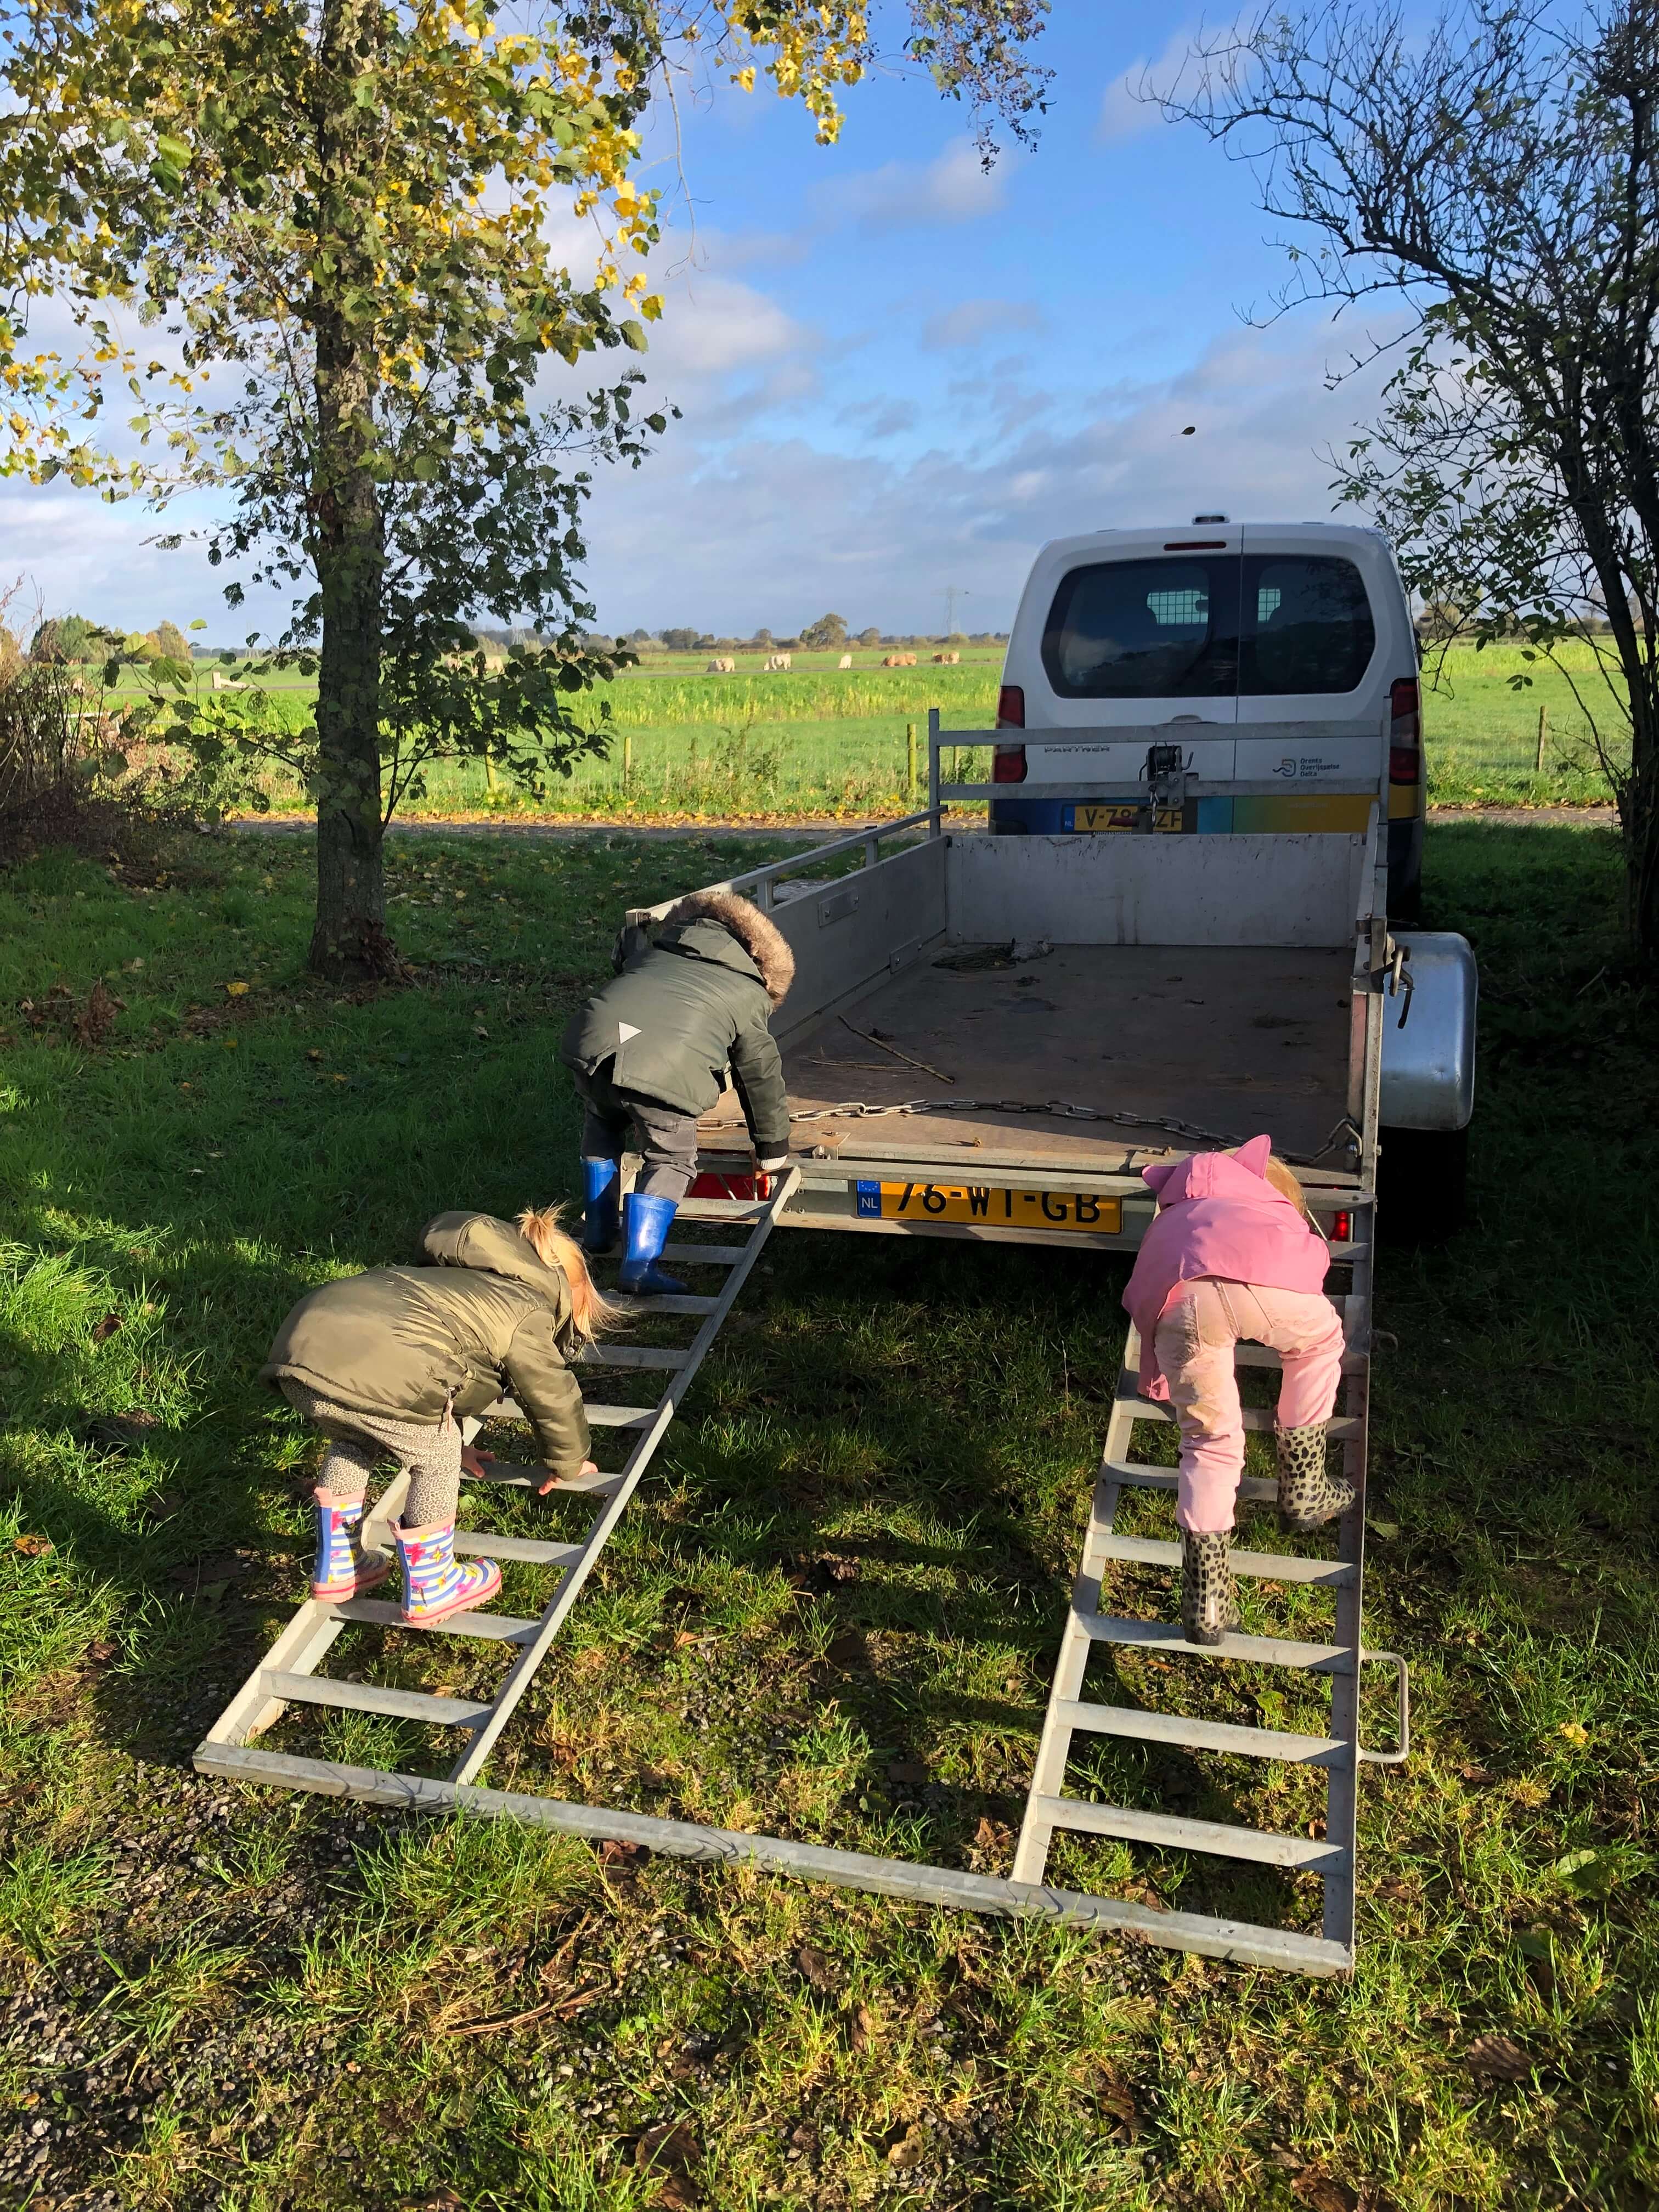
1053, 1698, 1349, 1767
326, 1598, 541, 1645
1125, 1399, 1364, 1439
1029, 1794, 1350, 1874
1077, 1615, 1355, 1673
661, 1244, 748, 1266
261, 1670, 494, 1730
1087, 1532, 1356, 1587
1104, 1460, 1280, 1504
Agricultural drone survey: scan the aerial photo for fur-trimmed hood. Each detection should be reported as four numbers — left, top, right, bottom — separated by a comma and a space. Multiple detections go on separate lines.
662, 889, 795, 1006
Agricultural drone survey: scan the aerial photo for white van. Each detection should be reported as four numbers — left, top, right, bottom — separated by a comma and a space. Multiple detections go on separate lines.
988, 519, 1426, 916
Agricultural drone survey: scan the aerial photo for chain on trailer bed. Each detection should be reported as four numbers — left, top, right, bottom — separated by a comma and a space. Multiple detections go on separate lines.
198, 1163, 1405, 1977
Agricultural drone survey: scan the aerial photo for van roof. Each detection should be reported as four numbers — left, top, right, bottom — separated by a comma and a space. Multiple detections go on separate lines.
1033, 520, 1388, 563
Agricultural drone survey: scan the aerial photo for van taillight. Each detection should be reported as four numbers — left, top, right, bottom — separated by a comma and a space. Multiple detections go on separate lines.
996, 684, 1025, 729
1389, 676, 1421, 784
992, 744, 1028, 783
1333, 1209, 1352, 1244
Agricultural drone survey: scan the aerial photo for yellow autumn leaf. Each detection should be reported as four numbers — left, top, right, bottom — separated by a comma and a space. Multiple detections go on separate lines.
225, 980, 250, 997
1560, 1721, 1589, 1745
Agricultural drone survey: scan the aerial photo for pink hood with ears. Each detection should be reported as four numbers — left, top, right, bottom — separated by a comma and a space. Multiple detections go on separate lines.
1122, 1135, 1331, 1397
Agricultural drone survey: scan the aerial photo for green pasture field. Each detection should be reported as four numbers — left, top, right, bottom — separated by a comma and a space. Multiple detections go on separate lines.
121, 641, 1618, 821
1, 815, 1655, 2208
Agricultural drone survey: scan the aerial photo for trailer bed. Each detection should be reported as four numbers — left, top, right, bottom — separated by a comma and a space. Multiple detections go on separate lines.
700, 942, 1356, 1172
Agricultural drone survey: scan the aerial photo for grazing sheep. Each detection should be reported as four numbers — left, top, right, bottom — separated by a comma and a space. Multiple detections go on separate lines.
837, 652, 853, 668
881, 652, 919, 668
764, 652, 793, 672
705, 657, 736, 673
932, 650, 961, 665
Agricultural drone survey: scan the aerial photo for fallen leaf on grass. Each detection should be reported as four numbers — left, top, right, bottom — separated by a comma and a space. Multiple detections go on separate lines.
886, 2123, 928, 2170
598, 1838, 650, 1869
13, 1534, 53, 1557
91, 1312, 122, 1342
403, 2193, 465, 2211
1559, 1721, 1589, 1746
654, 2183, 699, 2211
306, 1048, 323, 1062
636, 2122, 697, 2176
1553, 1847, 1622, 1898
1464, 2033, 1532, 2081
225, 981, 250, 998
796, 1944, 838, 1994
849, 2002, 876, 2052
1097, 2081, 1138, 2136
1291, 2171, 1356, 2211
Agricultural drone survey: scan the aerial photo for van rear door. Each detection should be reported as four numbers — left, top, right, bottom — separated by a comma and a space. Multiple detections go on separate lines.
1231, 526, 1387, 825
1019, 526, 1239, 801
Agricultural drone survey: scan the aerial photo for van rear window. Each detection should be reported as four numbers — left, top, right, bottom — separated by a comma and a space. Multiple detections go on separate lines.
1041, 558, 1237, 699
1241, 556, 1375, 695
1042, 554, 1376, 699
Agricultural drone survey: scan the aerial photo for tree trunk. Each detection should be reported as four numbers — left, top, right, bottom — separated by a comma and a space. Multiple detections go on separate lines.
307, 0, 396, 981
308, 360, 390, 980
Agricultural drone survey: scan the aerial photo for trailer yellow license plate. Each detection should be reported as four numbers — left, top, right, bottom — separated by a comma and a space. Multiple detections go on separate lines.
856, 1180, 1123, 1232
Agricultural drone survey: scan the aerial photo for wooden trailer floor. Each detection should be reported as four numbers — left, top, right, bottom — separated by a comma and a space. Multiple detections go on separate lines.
702, 944, 1356, 1172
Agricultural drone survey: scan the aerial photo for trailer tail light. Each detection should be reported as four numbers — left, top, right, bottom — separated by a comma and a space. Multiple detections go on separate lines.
996, 684, 1025, 729
992, 744, 1028, 783
1333, 1209, 1352, 1244
1389, 676, 1421, 783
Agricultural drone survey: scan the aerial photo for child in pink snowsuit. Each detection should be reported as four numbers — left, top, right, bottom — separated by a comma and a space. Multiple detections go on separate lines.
1121, 1134, 1352, 1644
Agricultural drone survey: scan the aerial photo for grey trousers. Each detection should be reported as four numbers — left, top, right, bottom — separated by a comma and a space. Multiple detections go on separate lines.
281, 1380, 462, 1529
573, 1059, 699, 1202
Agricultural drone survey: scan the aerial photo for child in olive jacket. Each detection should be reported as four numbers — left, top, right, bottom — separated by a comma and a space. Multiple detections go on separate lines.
262, 1208, 612, 1627
560, 890, 795, 1295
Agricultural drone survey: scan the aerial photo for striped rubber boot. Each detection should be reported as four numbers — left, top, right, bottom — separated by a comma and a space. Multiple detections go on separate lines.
1276, 1423, 1357, 1532
396, 1519, 503, 1627
311, 1489, 392, 1601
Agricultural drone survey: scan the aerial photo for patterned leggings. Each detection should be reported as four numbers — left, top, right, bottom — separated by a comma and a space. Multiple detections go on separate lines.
281, 1380, 462, 1528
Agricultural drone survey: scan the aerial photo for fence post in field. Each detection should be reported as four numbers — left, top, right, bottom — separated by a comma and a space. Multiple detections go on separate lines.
1535, 704, 1548, 772
906, 721, 917, 804
623, 729, 634, 798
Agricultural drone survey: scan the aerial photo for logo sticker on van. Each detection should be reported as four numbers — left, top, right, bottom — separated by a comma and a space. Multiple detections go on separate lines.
1274, 755, 1346, 780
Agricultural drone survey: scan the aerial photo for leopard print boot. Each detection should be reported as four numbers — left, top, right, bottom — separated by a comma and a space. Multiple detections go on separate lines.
1276, 1423, 1356, 1533
1180, 1530, 1239, 1647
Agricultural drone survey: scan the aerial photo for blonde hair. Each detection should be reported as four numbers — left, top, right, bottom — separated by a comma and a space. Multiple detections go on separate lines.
516, 1204, 620, 1342
1261, 1153, 1316, 1224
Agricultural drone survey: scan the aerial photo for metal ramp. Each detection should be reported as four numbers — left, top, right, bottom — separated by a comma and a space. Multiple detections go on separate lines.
1012, 1193, 1407, 1976
198, 1177, 1403, 1979
195, 1171, 805, 1788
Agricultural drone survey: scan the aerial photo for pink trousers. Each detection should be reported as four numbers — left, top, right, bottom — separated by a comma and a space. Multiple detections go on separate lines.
1152, 1279, 1346, 1533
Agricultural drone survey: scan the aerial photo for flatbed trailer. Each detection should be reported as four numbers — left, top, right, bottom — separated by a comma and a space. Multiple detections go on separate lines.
200, 723, 1444, 1977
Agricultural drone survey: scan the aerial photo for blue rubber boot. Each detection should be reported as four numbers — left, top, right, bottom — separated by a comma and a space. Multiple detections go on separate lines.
582, 1157, 620, 1256
618, 1192, 687, 1296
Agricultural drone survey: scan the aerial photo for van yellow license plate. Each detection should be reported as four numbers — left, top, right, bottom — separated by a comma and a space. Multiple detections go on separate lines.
1064, 804, 1186, 833
856, 1180, 1123, 1232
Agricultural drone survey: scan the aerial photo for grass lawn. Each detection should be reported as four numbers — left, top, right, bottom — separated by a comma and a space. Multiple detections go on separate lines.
1, 819, 1655, 2209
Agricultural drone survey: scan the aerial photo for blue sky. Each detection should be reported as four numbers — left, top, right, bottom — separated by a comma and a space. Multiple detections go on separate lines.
2, 7, 1405, 644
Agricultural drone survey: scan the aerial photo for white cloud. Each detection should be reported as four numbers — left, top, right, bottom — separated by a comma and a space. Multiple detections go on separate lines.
811, 136, 1005, 230
574, 314, 1405, 635
1099, 30, 1195, 145
922, 298, 1044, 352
